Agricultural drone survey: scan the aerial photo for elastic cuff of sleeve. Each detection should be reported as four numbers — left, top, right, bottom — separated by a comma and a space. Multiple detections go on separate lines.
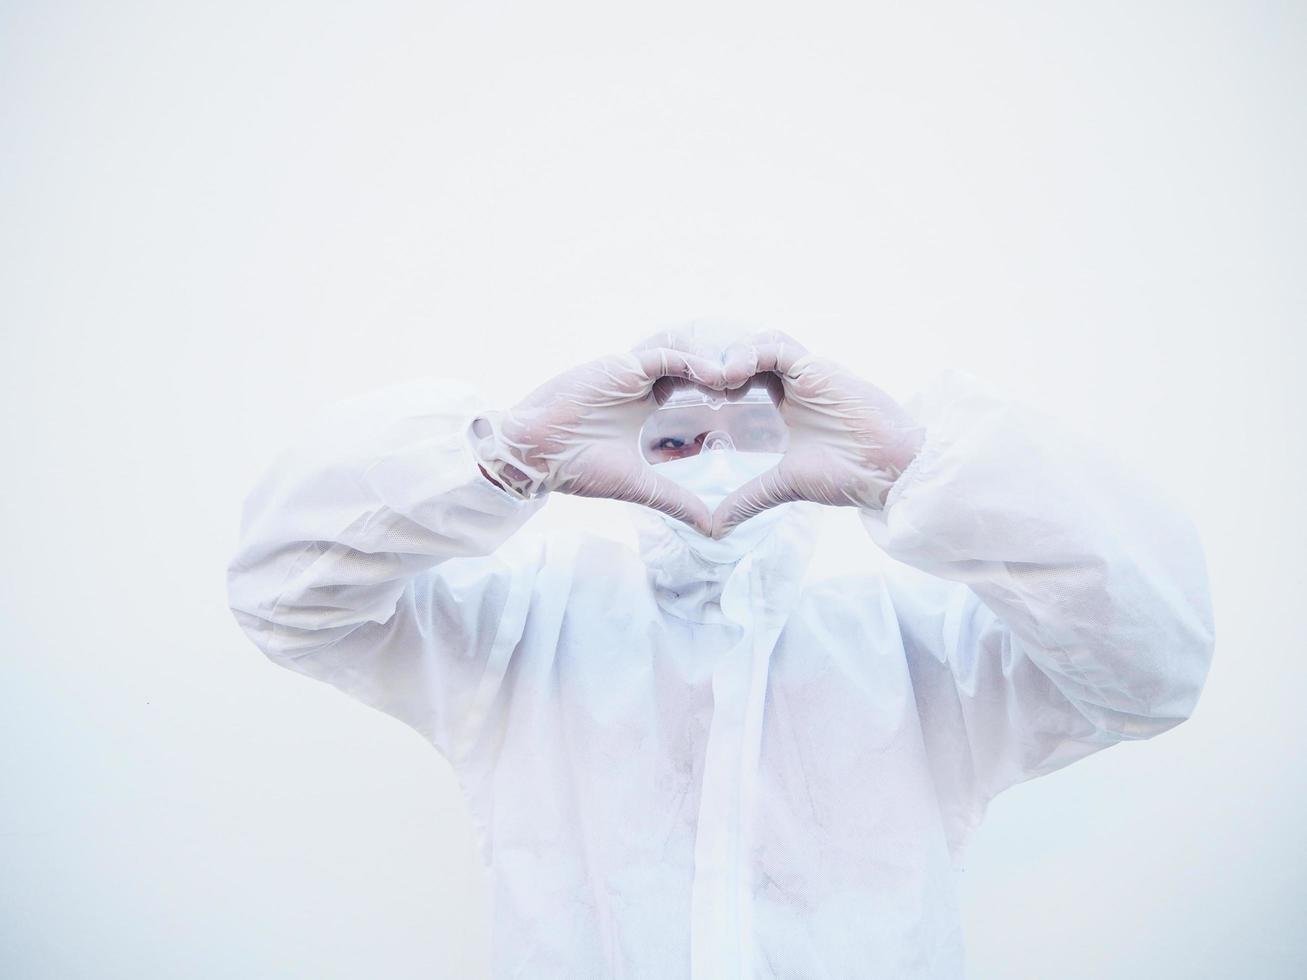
881, 426, 939, 512
465, 412, 548, 500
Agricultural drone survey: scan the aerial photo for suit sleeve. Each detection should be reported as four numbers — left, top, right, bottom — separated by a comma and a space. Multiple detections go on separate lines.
225, 378, 546, 759
860, 371, 1215, 862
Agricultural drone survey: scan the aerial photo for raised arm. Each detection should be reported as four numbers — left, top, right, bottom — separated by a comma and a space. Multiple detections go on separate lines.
227, 345, 727, 757
862, 371, 1214, 850
710, 336, 1214, 858
225, 378, 547, 755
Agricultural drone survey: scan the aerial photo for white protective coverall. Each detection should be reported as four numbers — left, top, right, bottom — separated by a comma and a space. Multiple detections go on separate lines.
226, 364, 1214, 979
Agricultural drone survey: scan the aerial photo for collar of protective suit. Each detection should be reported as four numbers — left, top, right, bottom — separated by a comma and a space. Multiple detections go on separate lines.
627, 500, 821, 627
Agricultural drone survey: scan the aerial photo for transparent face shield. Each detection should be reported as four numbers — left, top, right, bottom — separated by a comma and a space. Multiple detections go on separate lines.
639, 377, 788, 464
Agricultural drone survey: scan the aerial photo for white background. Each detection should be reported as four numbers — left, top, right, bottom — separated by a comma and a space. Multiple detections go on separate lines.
2, 2, 1304, 977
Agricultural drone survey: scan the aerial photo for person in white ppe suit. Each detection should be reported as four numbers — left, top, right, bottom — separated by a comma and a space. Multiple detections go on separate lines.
227, 328, 1214, 979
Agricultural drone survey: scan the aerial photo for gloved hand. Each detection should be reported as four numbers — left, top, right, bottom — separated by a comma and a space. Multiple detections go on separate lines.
470, 344, 727, 534
711, 331, 926, 538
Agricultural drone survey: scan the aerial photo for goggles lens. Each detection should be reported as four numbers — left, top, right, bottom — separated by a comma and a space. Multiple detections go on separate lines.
639, 380, 787, 464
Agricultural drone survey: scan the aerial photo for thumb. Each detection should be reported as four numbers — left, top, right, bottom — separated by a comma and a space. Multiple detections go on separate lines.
606, 462, 713, 536
710, 464, 799, 539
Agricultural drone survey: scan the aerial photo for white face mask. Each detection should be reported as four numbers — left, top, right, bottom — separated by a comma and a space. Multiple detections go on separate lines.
652, 450, 789, 563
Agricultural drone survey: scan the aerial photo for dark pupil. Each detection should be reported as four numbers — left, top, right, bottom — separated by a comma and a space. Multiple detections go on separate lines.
657, 437, 686, 450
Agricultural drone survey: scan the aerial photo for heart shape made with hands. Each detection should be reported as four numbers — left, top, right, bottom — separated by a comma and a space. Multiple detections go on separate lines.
634, 360, 925, 538
637, 376, 793, 534
487, 345, 921, 538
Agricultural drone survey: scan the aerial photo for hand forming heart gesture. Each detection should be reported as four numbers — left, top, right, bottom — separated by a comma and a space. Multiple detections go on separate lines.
469, 342, 728, 535
711, 330, 925, 538
470, 330, 924, 539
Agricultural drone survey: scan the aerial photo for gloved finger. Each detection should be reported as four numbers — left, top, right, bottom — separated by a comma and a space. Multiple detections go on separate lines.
720, 331, 809, 388
744, 341, 809, 379
720, 341, 759, 388
602, 462, 714, 535
630, 328, 710, 360
710, 465, 801, 538
632, 347, 726, 390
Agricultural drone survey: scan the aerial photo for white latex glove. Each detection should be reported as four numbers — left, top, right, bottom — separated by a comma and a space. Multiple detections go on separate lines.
712, 331, 926, 538
470, 344, 726, 534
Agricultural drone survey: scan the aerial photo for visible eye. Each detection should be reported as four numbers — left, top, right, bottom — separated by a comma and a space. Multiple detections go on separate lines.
656, 437, 686, 451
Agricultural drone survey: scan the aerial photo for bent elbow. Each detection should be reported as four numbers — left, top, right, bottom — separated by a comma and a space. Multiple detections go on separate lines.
1155, 594, 1216, 726
226, 554, 340, 665
1090, 625, 1215, 742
